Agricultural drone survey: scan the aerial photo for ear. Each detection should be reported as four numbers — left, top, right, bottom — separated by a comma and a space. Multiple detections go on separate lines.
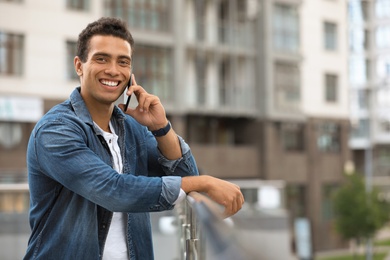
74, 56, 83, 76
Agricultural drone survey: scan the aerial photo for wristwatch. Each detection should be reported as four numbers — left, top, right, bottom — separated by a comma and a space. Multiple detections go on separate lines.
151, 121, 171, 137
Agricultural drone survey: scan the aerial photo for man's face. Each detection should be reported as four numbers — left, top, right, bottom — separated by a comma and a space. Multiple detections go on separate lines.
75, 35, 132, 107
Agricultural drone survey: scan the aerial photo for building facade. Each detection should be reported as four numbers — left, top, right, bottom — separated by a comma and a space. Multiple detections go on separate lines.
349, 0, 390, 203
0, 0, 350, 256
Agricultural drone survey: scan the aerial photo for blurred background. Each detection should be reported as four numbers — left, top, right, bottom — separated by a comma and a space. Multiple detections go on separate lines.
1, 0, 390, 259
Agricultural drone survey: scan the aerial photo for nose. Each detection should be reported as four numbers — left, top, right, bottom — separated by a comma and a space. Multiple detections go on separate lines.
104, 62, 120, 77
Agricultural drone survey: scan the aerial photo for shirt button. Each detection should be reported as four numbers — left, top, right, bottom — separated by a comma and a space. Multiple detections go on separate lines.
102, 224, 106, 229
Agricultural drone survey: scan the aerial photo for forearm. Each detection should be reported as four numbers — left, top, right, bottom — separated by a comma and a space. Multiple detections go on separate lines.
155, 127, 182, 160
181, 175, 210, 194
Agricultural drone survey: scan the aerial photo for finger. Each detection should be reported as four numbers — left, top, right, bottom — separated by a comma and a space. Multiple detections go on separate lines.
136, 92, 146, 112
223, 204, 233, 218
132, 73, 137, 86
141, 96, 153, 112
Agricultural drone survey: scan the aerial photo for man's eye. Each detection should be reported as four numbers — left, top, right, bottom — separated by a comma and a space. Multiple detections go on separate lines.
119, 60, 130, 66
96, 57, 107, 63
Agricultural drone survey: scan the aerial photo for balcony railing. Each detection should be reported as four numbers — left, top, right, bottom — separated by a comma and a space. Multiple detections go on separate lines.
176, 191, 258, 260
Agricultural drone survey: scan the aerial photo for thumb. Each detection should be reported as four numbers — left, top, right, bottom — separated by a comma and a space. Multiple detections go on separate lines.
118, 103, 136, 115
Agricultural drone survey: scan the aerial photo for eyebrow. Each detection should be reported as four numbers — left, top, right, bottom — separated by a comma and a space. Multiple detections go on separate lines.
92, 52, 131, 62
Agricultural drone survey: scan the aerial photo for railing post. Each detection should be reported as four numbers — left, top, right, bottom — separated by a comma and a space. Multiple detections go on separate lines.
185, 205, 199, 260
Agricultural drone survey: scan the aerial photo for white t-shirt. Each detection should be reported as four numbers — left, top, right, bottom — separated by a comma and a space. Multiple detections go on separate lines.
96, 122, 128, 260
96, 122, 186, 259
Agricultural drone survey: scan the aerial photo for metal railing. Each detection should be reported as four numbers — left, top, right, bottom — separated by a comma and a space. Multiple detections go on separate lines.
176, 191, 257, 260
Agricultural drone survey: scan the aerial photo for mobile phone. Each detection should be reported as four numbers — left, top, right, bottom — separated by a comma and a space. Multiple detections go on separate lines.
123, 74, 132, 111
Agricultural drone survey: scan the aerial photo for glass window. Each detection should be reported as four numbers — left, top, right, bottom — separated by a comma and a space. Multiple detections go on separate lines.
325, 74, 338, 103
376, 0, 390, 18
273, 3, 299, 53
194, 0, 206, 41
66, 41, 78, 80
350, 28, 369, 53
357, 89, 369, 109
379, 120, 390, 134
66, 0, 90, 11
321, 184, 339, 221
375, 147, 390, 176
324, 22, 337, 51
219, 57, 230, 106
187, 116, 236, 145
317, 122, 340, 152
281, 123, 304, 151
286, 184, 306, 218
195, 54, 207, 105
376, 26, 390, 49
349, 0, 370, 23
104, 0, 171, 32
0, 191, 29, 213
349, 56, 368, 85
274, 62, 300, 112
351, 119, 369, 139
132, 45, 172, 102
0, 32, 24, 76
218, 0, 230, 44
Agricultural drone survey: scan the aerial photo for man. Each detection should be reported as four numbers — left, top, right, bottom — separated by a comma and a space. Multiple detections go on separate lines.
24, 17, 244, 260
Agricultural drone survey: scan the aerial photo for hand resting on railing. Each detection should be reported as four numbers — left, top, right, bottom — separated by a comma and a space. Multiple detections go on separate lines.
181, 175, 244, 217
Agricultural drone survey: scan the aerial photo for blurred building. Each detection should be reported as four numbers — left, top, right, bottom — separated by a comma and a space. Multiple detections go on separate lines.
0, 0, 350, 257
349, 1, 390, 199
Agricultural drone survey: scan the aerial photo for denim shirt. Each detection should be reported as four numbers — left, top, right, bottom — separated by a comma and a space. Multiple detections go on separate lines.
24, 87, 199, 260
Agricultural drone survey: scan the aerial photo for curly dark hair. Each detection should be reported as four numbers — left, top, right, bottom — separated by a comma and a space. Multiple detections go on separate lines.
77, 17, 134, 62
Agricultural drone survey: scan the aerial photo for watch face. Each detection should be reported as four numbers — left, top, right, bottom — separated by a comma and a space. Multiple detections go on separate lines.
0, 122, 23, 149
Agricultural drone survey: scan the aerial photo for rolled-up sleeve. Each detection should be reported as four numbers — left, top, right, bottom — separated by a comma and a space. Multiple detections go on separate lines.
157, 136, 190, 171
158, 135, 196, 205
161, 176, 186, 205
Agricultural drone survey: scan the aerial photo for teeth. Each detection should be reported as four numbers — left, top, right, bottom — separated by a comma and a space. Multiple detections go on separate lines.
101, 80, 119, 87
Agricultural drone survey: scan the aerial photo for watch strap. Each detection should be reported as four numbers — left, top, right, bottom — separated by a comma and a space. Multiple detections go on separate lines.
151, 121, 171, 137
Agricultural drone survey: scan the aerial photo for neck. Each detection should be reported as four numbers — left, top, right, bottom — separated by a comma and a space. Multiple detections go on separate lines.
87, 101, 114, 133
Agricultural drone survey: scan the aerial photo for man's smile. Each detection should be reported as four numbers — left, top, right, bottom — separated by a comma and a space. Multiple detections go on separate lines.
100, 79, 120, 87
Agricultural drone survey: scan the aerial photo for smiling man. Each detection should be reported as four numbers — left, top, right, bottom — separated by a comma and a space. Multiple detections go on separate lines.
24, 17, 244, 260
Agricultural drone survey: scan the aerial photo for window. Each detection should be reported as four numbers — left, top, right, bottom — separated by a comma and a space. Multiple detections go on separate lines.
195, 54, 207, 105
324, 22, 337, 50
281, 123, 304, 151
286, 184, 306, 218
66, 41, 78, 80
349, 0, 370, 23
349, 56, 368, 85
0, 122, 23, 149
350, 28, 369, 53
375, 147, 390, 176
325, 74, 338, 102
317, 123, 340, 152
274, 62, 300, 112
380, 120, 390, 133
376, 26, 390, 49
0, 191, 29, 213
273, 3, 299, 53
104, 0, 171, 32
0, 32, 24, 76
321, 184, 339, 221
66, 0, 90, 11
194, 0, 206, 41
187, 116, 236, 145
132, 45, 172, 102
219, 57, 231, 106
351, 119, 369, 139
357, 89, 369, 109
376, 0, 390, 18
